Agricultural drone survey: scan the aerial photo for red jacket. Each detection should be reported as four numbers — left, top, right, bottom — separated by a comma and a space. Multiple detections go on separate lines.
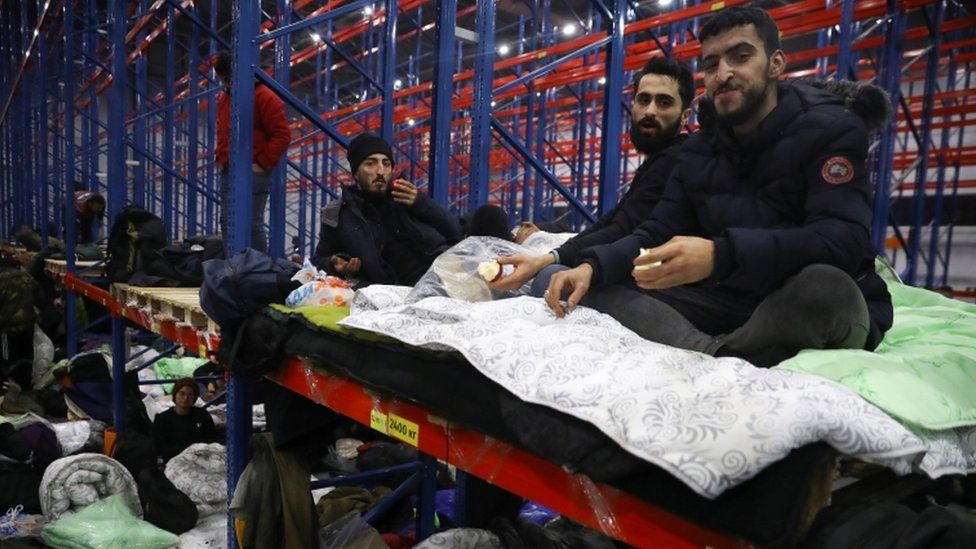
216, 84, 292, 170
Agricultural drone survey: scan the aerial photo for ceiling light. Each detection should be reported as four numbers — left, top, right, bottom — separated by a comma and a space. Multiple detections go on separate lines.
310, 32, 321, 42
659, 0, 673, 6
498, 44, 510, 55
363, 6, 373, 16
562, 24, 576, 36
598, 76, 606, 85
407, 119, 415, 126
393, 79, 402, 90
490, 101, 496, 107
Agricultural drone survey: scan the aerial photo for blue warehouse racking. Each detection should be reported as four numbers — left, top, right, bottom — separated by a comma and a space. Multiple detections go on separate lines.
2, 0, 975, 547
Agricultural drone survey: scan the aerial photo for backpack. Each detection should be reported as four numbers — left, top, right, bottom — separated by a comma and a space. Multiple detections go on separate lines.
108, 430, 158, 475
216, 312, 291, 381
136, 467, 198, 534
106, 205, 168, 283
199, 248, 299, 332
0, 268, 39, 333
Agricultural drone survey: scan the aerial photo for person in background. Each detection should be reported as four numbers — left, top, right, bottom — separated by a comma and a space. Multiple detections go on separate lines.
73, 190, 106, 244
466, 205, 514, 241
152, 377, 216, 462
311, 133, 462, 286
214, 51, 292, 254
490, 56, 694, 294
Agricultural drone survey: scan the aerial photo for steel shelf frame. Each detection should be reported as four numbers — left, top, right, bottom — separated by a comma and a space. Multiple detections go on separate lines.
2, 1, 976, 547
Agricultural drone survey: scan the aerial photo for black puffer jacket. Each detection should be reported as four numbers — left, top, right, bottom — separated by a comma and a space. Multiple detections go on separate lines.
553, 134, 686, 267
584, 79, 893, 349
311, 186, 462, 285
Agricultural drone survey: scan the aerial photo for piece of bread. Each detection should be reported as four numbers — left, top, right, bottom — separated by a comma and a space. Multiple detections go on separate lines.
633, 248, 663, 271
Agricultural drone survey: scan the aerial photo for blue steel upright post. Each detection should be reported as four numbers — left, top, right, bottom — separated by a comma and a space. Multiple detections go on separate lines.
108, 0, 128, 434
596, 0, 625, 217
469, 0, 496, 209
163, 5, 176, 240
187, 19, 202, 237
270, 0, 292, 259
870, 2, 906, 255
382, 0, 398, 142
62, 0, 79, 357
226, 1, 258, 546
428, 0, 457, 207
835, 0, 857, 81
904, 1, 944, 285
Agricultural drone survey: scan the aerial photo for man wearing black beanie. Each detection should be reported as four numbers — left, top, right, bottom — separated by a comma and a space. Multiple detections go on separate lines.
311, 133, 462, 285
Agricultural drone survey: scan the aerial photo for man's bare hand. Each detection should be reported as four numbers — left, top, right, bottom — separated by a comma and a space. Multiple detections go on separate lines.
331, 255, 362, 277
544, 263, 593, 317
390, 179, 419, 206
632, 236, 714, 289
488, 253, 555, 291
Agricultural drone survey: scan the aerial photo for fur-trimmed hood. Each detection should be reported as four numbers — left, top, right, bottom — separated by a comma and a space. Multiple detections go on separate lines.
696, 78, 892, 134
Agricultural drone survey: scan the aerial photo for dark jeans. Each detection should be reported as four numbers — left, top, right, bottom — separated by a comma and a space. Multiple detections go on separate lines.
581, 264, 871, 367
219, 169, 271, 254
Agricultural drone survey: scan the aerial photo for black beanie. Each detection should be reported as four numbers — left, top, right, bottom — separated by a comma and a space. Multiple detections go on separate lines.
468, 205, 513, 241
347, 133, 394, 175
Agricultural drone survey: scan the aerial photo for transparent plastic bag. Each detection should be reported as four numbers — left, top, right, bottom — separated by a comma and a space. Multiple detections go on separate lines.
286, 258, 355, 307
0, 505, 46, 539
407, 236, 534, 304
32, 325, 55, 388
40, 494, 179, 548
318, 511, 386, 549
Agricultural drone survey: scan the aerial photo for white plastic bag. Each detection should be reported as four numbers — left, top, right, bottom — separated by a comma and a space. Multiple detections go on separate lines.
407, 236, 534, 303
285, 258, 355, 307
31, 325, 55, 388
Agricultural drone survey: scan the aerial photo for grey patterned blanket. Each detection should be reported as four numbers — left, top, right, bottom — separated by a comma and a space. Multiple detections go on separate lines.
342, 287, 973, 498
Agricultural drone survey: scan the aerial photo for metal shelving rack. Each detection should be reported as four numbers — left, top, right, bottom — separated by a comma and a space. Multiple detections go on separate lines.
1, 0, 974, 546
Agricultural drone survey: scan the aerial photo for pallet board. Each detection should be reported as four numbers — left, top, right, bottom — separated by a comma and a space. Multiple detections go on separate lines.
44, 258, 104, 277
112, 283, 218, 333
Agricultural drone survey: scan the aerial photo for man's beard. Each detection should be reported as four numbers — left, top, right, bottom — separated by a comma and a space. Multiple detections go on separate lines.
713, 78, 772, 128
630, 116, 681, 155
358, 177, 389, 202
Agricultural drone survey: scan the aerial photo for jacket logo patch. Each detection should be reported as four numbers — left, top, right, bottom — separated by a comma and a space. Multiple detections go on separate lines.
822, 156, 854, 185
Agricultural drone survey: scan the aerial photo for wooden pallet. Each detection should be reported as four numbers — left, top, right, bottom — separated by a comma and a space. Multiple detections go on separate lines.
44, 258, 104, 277
112, 283, 218, 333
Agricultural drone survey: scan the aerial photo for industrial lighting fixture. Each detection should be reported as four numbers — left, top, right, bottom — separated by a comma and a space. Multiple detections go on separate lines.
363, 5, 373, 16
498, 44, 510, 55
310, 32, 321, 42
393, 79, 402, 90
407, 119, 415, 126
562, 23, 576, 36
659, 0, 673, 6
598, 76, 607, 85
490, 101, 496, 107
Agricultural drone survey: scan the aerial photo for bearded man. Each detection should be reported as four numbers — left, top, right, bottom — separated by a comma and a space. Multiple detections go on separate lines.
491, 56, 694, 294
312, 133, 462, 286
543, 7, 893, 367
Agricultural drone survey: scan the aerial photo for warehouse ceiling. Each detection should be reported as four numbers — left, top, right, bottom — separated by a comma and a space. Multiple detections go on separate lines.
130, 0, 939, 115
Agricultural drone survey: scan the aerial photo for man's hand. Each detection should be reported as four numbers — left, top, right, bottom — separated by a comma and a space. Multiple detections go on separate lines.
544, 263, 593, 317
331, 255, 362, 277
488, 253, 555, 291
632, 236, 714, 289
390, 179, 419, 206
252, 162, 267, 174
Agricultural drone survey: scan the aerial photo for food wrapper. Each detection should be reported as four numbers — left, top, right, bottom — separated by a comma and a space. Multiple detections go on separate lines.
286, 258, 355, 307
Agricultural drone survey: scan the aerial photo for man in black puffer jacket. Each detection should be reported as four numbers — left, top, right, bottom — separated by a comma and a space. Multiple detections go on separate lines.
311, 133, 462, 286
544, 7, 893, 367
